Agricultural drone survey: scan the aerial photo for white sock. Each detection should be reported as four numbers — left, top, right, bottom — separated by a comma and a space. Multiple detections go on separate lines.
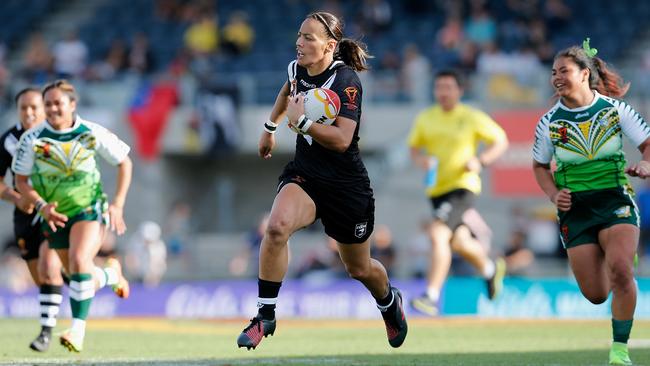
482, 260, 495, 279
71, 318, 86, 338
426, 288, 440, 302
94, 267, 107, 288
104, 267, 119, 285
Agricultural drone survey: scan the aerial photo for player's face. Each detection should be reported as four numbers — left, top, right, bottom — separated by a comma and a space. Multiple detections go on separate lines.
17, 91, 45, 130
296, 18, 335, 68
434, 76, 462, 110
551, 56, 589, 98
44, 88, 76, 129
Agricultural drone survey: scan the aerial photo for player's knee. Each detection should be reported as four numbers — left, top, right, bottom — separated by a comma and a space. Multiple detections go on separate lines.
345, 264, 370, 281
582, 289, 608, 304
265, 219, 292, 243
608, 261, 635, 291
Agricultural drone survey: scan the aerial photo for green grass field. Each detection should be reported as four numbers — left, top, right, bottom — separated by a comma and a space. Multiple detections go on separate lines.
1, 318, 649, 365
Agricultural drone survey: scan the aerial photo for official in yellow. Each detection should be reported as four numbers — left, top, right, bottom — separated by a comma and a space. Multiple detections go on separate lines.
408, 70, 508, 316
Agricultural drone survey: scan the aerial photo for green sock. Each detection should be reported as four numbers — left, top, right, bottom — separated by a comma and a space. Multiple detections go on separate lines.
70, 273, 95, 320
612, 318, 633, 344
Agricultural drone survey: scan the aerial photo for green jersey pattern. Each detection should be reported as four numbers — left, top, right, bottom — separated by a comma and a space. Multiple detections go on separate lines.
533, 92, 650, 192
12, 117, 129, 217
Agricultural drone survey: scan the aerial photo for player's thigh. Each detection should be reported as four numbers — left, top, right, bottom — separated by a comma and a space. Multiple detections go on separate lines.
267, 183, 317, 235
599, 223, 638, 276
567, 243, 609, 299
37, 241, 63, 283
430, 220, 453, 244
337, 238, 371, 273
69, 220, 103, 262
24, 258, 40, 286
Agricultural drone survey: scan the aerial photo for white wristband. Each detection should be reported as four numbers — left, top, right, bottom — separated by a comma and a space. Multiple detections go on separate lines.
296, 114, 313, 133
264, 120, 278, 134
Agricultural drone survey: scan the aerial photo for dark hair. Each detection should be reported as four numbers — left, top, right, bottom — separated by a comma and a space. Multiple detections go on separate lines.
435, 69, 464, 88
306, 11, 372, 72
42, 79, 78, 101
14, 87, 41, 105
554, 46, 629, 98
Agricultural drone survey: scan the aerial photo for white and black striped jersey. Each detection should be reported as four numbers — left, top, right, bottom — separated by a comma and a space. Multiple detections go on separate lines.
287, 60, 369, 186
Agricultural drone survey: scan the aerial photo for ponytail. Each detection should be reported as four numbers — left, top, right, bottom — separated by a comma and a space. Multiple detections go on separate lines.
335, 38, 373, 72
592, 57, 629, 98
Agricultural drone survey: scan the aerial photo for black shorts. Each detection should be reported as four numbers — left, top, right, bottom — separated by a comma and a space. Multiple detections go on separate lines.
430, 189, 476, 230
279, 165, 375, 244
14, 212, 45, 261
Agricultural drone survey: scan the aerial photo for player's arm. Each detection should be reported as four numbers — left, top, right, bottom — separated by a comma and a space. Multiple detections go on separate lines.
478, 135, 508, 167
15, 174, 68, 230
259, 82, 291, 159
409, 147, 431, 171
532, 161, 570, 212
0, 176, 20, 206
626, 137, 650, 178
286, 93, 355, 153
109, 155, 132, 235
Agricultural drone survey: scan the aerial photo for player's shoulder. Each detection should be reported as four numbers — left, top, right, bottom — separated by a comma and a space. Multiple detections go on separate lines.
77, 117, 108, 133
20, 123, 46, 142
0, 124, 17, 143
538, 102, 562, 126
332, 62, 359, 81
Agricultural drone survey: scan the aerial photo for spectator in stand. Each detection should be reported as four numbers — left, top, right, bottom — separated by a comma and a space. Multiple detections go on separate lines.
22, 33, 53, 84
87, 39, 128, 81
370, 225, 397, 277
222, 11, 255, 56
401, 43, 431, 105
229, 212, 269, 277
464, 1, 497, 48
52, 30, 88, 79
184, 13, 219, 57
125, 221, 167, 287
360, 0, 392, 34
128, 33, 155, 75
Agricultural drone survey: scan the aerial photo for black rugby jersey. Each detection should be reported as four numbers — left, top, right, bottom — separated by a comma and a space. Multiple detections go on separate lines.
0, 123, 37, 222
288, 60, 369, 185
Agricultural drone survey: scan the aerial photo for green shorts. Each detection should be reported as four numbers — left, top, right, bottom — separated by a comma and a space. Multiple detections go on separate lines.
43, 201, 108, 249
558, 186, 639, 249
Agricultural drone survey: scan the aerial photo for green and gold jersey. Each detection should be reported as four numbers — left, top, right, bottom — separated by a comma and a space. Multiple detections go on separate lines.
11, 116, 130, 217
533, 91, 650, 192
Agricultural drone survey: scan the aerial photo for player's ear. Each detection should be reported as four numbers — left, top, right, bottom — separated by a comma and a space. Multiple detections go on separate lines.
325, 39, 337, 54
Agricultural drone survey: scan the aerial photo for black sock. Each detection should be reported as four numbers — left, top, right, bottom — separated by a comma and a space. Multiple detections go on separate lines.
258, 278, 282, 320
375, 285, 394, 312
41, 325, 53, 335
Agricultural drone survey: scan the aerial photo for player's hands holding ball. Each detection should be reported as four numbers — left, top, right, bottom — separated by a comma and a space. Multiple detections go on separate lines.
626, 160, 650, 178
287, 93, 306, 134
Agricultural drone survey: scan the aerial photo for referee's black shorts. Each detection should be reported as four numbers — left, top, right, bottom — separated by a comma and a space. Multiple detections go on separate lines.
278, 165, 375, 244
429, 189, 476, 230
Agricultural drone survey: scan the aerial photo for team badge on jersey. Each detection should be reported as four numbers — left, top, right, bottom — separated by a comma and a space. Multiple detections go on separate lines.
343, 87, 358, 111
354, 222, 368, 238
614, 206, 631, 218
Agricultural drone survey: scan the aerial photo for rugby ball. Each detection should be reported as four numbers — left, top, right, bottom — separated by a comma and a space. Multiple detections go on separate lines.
303, 88, 340, 126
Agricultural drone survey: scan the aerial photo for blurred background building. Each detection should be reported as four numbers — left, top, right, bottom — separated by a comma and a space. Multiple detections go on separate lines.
2, 0, 650, 289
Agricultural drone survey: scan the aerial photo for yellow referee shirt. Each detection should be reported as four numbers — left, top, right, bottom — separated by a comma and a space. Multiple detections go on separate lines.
408, 103, 506, 197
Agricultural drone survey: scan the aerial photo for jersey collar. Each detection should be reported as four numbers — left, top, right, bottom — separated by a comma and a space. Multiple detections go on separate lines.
557, 90, 601, 112
44, 115, 82, 133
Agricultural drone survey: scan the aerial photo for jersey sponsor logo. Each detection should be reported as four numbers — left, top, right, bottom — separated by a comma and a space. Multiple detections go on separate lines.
575, 112, 589, 119
343, 87, 358, 111
300, 79, 317, 89
614, 205, 631, 218
354, 221, 368, 238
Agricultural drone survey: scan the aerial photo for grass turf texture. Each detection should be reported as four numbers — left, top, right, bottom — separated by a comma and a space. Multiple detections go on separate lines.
0, 318, 649, 365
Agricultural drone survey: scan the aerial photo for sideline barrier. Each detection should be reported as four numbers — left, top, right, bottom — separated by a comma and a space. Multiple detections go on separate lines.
0, 278, 648, 319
